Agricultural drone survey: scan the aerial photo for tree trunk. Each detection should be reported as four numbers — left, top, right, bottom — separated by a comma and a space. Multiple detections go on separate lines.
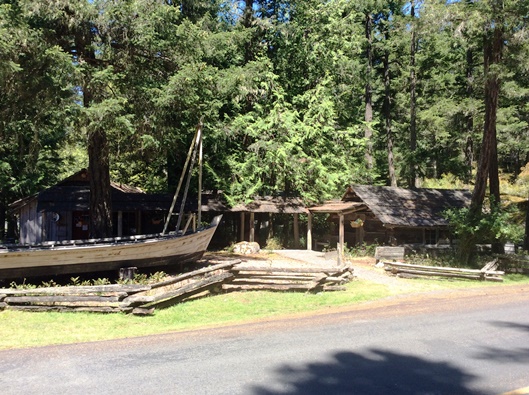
383, 50, 397, 187
464, 48, 474, 183
243, 0, 254, 63
409, 1, 418, 188
88, 128, 113, 239
364, 12, 374, 175
523, 198, 529, 251
469, 26, 503, 218
463, 22, 504, 262
0, 192, 5, 241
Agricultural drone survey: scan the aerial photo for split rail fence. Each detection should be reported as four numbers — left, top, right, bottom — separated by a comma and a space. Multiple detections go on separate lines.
384, 259, 504, 282
0, 259, 354, 315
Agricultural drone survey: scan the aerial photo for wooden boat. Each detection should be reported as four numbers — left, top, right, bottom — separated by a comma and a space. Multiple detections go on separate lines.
1, 121, 222, 280
0, 215, 222, 279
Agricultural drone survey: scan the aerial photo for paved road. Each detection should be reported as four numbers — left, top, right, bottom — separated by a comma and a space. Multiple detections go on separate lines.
2, 286, 529, 395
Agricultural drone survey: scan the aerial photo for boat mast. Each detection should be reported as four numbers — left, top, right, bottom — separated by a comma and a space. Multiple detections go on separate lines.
198, 126, 203, 227
162, 120, 202, 235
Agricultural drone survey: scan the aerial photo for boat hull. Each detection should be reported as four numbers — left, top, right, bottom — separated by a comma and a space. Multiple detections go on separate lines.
0, 216, 221, 280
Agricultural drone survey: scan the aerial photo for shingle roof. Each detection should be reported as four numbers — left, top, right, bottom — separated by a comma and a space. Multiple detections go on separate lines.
344, 185, 472, 227
230, 196, 307, 214
308, 201, 366, 214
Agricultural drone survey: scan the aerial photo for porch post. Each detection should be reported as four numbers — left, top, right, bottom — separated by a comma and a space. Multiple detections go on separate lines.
293, 213, 299, 248
240, 212, 245, 241
338, 213, 345, 265
307, 212, 313, 250
117, 211, 123, 237
249, 212, 255, 242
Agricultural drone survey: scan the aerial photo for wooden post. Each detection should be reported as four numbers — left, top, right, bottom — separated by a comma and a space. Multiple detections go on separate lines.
66, 211, 73, 240
249, 212, 255, 242
198, 130, 203, 227
338, 213, 345, 265
293, 213, 299, 249
136, 210, 141, 235
41, 211, 47, 242
307, 212, 313, 250
117, 211, 123, 237
240, 212, 245, 241
356, 225, 365, 245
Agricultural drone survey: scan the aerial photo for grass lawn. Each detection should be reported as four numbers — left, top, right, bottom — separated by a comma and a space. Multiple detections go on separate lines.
1, 272, 528, 350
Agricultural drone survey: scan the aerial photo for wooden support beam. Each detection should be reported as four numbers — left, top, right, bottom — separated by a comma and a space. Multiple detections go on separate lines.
338, 213, 344, 265
293, 213, 299, 249
249, 212, 255, 242
307, 212, 313, 251
240, 212, 245, 242
117, 211, 123, 237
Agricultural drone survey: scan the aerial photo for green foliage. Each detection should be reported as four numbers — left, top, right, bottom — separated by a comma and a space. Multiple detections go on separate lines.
264, 236, 283, 251
8, 279, 36, 290
444, 200, 524, 264
1, 0, 529, 244
344, 242, 377, 258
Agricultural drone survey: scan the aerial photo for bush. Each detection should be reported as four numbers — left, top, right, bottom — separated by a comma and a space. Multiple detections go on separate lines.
444, 200, 524, 264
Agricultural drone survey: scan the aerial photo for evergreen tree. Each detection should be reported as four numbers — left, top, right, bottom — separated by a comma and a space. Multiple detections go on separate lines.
0, 0, 77, 240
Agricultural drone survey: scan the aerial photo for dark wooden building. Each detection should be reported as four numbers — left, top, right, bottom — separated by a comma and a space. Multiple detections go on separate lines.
308, 185, 472, 251
9, 169, 198, 245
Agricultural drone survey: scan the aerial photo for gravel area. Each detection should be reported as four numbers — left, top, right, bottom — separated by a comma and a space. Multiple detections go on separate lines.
270, 249, 406, 287
206, 249, 408, 288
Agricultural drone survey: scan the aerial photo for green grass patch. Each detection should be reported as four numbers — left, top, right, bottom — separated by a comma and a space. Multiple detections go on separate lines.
0, 280, 389, 350
1, 273, 528, 350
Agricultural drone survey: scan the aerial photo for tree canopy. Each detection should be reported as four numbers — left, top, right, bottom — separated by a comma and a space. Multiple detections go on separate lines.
1, 0, 528, 241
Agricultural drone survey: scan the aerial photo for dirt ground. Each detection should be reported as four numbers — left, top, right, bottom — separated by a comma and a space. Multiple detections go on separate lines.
204, 249, 406, 288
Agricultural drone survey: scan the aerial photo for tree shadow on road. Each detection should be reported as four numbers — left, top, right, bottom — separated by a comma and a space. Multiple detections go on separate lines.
487, 320, 529, 333
250, 348, 479, 395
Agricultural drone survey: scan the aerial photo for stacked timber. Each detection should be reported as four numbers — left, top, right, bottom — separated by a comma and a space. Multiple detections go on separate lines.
384, 259, 504, 282
123, 260, 238, 310
0, 284, 150, 314
0, 261, 239, 315
226, 264, 354, 292
0, 259, 355, 315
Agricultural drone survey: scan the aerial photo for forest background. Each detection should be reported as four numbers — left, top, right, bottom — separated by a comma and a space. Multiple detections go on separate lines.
1, 0, 528, 252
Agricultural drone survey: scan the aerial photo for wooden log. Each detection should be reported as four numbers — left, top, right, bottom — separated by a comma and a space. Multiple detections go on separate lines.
5, 305, 126, 313
121, 295, 157, 306
390, 267, 494, 281
230, 278, 315, 285
4, 295, 121, 304
149, 284, 217, 309
307, 274, 328, 292
324, 276, 349, 284
232, 266, 344, 274
385, 262, 504, 276
480, 259, 499, 273
322, 285, 347, 291
235, 274, 317, 281
222, 283, 314, 292
149, 261, 238, 289
0, 293, 6, 301
397, 273, 422, 279
132, 307, 155, 316
0, 302, 6, 309
144, 272, 234, 306
0, 284, 150, 296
